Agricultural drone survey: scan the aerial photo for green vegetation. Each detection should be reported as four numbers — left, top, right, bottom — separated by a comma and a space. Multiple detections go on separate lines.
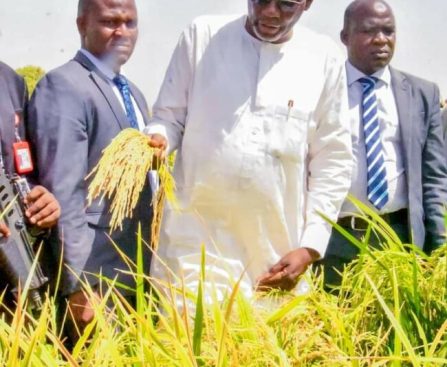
15, 65, 45, 95
0, 205, 446, 366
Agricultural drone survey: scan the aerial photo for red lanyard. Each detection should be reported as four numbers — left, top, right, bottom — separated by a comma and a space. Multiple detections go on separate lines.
12, 111, 34, 174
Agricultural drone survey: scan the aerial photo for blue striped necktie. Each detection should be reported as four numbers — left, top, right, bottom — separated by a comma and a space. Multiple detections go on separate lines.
113, 74, 139, 129
359, 76, 389, 210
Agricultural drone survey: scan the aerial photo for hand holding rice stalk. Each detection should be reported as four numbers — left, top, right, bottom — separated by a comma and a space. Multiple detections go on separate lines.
86, 128, 176, 235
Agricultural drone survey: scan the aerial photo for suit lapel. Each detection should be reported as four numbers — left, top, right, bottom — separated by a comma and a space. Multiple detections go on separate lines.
391, 68, 412, 176
73, 51, 129, 130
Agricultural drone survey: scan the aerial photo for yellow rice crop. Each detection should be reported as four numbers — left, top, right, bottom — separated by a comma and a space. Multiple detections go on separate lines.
86, 128, 176, 236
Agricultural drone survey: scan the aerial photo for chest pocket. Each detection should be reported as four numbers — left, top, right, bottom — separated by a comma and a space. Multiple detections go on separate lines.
266, 106, 310, 163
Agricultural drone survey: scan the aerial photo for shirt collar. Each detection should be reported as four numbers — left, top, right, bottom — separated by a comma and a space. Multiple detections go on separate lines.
346, 60, 391, 87
79, 48, 117, 81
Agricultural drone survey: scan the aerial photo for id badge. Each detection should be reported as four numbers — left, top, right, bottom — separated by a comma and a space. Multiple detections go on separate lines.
13, 141, 34, 174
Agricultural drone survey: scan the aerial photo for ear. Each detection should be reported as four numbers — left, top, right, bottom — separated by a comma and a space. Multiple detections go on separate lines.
304, 0, 314, 10
340, 29, 349, 46
77, 16, 86, 37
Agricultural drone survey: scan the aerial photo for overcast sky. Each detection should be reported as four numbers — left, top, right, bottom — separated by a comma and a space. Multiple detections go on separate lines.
0, 1, 445, 102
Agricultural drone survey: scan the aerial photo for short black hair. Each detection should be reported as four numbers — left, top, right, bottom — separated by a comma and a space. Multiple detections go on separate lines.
343, 1, 356, 31
343, 0, 392, 31
77, 0, 93, 17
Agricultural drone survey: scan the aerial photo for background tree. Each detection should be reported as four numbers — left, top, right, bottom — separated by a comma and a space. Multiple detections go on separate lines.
15, 65, 45, 95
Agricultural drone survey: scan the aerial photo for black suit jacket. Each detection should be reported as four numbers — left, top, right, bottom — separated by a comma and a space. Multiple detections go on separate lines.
0, 62, 28, 297
0, 61, 27, 174
390, 68, 447, 252
326, 67, 447, 259
27, 52, 153, 295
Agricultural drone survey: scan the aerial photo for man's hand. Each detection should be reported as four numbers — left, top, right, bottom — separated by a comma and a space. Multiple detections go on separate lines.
24, 185, 61, 228
67, 289, 100, 342
0, 222, 11, 237
147, 133, 168, 169
255, 248, 320, 292
147, 133, 168, 165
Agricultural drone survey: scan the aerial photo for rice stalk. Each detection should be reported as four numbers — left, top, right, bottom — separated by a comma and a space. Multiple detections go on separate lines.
86, 128, 176, 234
0, 203, 446, 365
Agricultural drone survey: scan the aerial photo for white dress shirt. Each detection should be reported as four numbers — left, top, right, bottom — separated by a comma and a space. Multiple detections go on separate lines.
340, 62, 407, 216
146, 15, 352, 298
79, 49, 145, 131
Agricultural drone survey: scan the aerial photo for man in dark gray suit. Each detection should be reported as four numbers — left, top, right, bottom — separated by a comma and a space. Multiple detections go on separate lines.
321, 0, 447, 285
0, 61, 60, 306
27, 0, 152, 334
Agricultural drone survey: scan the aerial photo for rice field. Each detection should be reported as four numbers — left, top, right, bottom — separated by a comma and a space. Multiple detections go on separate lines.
0, 214, 446, 366
1, 132, 445, 366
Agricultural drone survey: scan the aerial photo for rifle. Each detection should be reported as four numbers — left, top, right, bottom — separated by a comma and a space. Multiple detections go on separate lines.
0, 171, 48, 310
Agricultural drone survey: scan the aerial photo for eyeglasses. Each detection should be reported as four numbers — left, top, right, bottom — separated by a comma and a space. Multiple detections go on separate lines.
251, 0, 306, 13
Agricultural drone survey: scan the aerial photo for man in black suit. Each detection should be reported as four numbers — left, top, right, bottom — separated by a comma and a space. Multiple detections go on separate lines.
322, 0, 447, 285
27, 0, 152, 335
0, 61, 60, 306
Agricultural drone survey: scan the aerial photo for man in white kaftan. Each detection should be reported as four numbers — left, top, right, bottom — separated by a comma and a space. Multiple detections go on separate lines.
146, 0, 352, 299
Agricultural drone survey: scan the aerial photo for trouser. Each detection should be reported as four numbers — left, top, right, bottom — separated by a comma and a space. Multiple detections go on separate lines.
317, 208, 410, 288
62, 286, 140, 349
0, 270, 17, 323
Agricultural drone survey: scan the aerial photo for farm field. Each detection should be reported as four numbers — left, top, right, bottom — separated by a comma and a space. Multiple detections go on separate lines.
1, 214, 446, 367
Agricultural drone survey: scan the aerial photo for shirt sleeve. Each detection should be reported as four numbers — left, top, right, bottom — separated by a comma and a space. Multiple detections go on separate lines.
144, 24, 196, 154
299, 45, 353, 257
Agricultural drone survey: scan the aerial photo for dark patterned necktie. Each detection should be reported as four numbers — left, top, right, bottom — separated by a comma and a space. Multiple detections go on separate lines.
113, 74, 138, 129
359, 76, 389, 210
